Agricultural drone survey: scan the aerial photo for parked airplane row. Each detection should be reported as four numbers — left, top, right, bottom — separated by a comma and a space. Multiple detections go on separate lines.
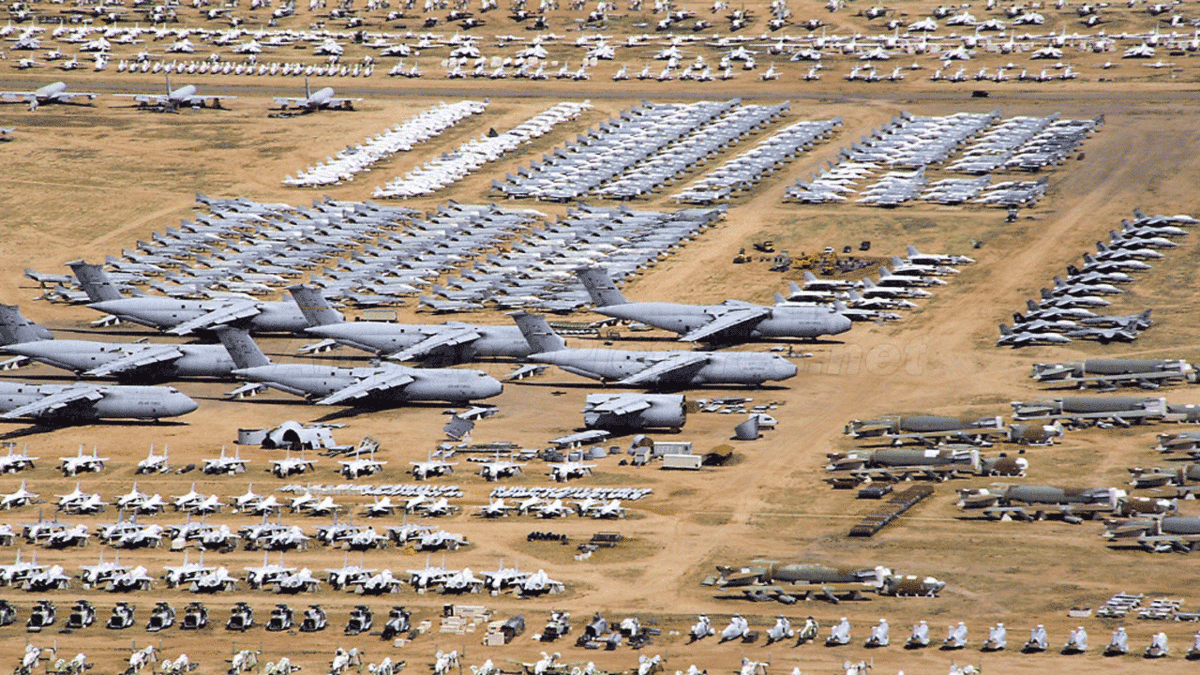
998, 209, 1195, 347
1, 77, 357, 112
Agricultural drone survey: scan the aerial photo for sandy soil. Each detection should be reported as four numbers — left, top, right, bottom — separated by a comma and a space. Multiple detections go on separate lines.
2, 13, 1200, 671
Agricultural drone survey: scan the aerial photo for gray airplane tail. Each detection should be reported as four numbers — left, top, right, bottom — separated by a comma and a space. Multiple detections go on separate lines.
287, 285, 343, 327
1026, 299, 1040, 312
788, 280, 804, 295
906, 245, 921, 257
998, 323, 1012, 336
0, 305, 53, 344
773, 292, 788, 305
509, 311, 566, 353
66, 260, 123, 302
215, 327, 271, 369
573, 266, 627, 307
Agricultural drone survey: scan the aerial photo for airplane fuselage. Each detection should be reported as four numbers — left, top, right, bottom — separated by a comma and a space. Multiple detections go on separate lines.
0, 382, 198, 421
88, 298, 310, 333
232, 364, 503, 403
307, 322, 532, 362
532, 349, 797, 386
3, 340, 235, 381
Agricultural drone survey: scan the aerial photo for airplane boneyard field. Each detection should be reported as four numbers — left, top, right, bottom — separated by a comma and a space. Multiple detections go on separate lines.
4, 4, 1200, 672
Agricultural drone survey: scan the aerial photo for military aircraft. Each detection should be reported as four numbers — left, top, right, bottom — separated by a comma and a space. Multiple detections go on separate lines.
273, 77, 360, 112
475, 499, 515, 518
825, 447, 1028, 486
997, 323, 1073, 347
220, 328, 503, 406
59, 445, 108, 475
0, 307, 239, 382
1, 481, 38, 510
584, 393, 686, 430
411, 456, 455, 480
270, 452, 317, 478
71, 266, 339, 336
202, 447, 248, 475
0, 381, 198, 423
301, 313, 550, 366
712, 560, 944, 603
0, 81, 99, 107
1105, 515, 1200, 552
512, 312, 797, 388
575, 267, 852, 344
340, 451, 386, 478
479, 457, 525, 482
114, 74, 236, 110
136, 445, 170, 474
0, 446, 38, 473
956, 484, 1169, 523
1011, 396, 1168, 424
844, 414, 1006, 445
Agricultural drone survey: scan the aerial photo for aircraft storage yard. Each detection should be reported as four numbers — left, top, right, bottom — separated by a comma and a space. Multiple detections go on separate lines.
7, 0, 1200, 672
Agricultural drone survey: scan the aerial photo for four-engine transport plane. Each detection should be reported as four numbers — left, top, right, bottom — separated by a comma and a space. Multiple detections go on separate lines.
512, 311, 797, 389
575, 267, 852, 344
0, 382, 198, 422
825, 447, 1029, 486
0, 82, 100, 108
273, 77, 361, 112
71, 264, 341, 336
218, 328, 503, 406
1032, 358, 1197, 389
712, 561, 945, 603
0, 305, 237, 382
114, 75, 237, 111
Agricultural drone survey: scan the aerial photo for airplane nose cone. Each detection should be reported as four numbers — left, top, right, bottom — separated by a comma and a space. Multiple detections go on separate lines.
477, 375, 503, 400
777, 359, 799, 381
833, 314, 853, 335
169, 392, 200, 417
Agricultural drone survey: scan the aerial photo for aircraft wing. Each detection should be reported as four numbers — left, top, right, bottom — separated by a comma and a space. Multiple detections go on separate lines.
679, 306, 772, 343
113, 93, 168, 104
317, 370, 415, 406
272, 96, 307, 105
166, 301, 261, 335
326, 96, 362, 104
588, 394, 651, 416
56, 92, 98, 102
0, 91, 36, 101
389, 327, 481, 361
84, 345, 184, 377
0, 386, 105, 420
618, 352, 710, 386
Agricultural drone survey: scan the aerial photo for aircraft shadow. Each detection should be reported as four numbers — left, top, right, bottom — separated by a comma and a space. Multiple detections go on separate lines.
0, 419, 189, 441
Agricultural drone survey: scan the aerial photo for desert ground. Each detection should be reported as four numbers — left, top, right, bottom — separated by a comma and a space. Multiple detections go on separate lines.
2, 1, 1200, 671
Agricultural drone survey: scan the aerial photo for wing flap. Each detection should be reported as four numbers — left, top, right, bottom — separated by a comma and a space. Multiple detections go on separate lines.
588, 395, 651, 416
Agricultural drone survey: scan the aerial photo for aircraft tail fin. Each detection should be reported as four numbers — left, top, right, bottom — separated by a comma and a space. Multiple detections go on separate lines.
215, 327, 271, 369
0, 304, 53, 344
773, 292, 787, 305
789, 280, 804, 295
574, 266, 627, 307
287, 284, 343, 327
509, 311, 566, 353
66, 260, 124, 302
906, 245, 920, 258
1026, 299, 1040, 312
999, 324, 1012, 336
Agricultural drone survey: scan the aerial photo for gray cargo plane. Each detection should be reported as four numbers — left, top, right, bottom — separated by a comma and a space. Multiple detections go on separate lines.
218, 328, 502, 406
713, 561, 945, 603
71, 264, 341, 336
0, 81, 99, 107
0, 305, 237, 382
273, 78, 361, 112
511, 312, 797, 389
0, 382, 198, 422
575, 267, 852, 344
583, 393, 685, 431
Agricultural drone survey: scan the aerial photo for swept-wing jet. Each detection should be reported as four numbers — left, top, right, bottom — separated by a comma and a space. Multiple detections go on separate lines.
996, 323, 1072, 347
1, 481, 38, 510
0, 81, 99, 107
0, 382, 197, 423
273, 77, 360, 111
410, 456, 454, 480
576, 267, 851, 344
219, 328, 503, 406
584, 393, 686, 430
202, 447, 248, 475
0, 446, 38, 474
114, 74, 236, 110
71, 265, 340, 336
0, 307, 238, 382
512, 311, 796, 388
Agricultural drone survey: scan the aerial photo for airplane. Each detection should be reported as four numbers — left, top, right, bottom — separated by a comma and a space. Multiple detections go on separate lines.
957, 484, 1157, 523
325, 555, 376, 590
548, 461, 595, 482
0, 446, 38, 473
0, 550, 46, 586
362, 497, 398, 518
59, 445, 108, 476
1065, 326, 1140, 344
0, 380, 197, 423
0, 81, 100, 108
270, 452, 317, 478
1031, 358, 1196, 389
80, 552, 128, 588
996, 324, 1073, 347
345, 527, 389, 551
191, 566, 238, 593
715, 560, 944, 602
475, 499, 514, 518
302, 313, 547, 366
71, 266, 339, 336
24, 564, 71, 591
411, 456, 455, 480
512, 311, 797, 388
245, 553, 295, 589
575, 267, 852, 344
136, 445, 170, 474
219, 328, 504, 406
114, 74, 236, 111
359, 569, 405, 595
520, 569, 564, 596
202, 446, 248, 475
479, 458, 525, 482
107, 565, 154, 592
1011, 395, 1169, 425
1, 481, 38, 509
825, 447, 1028, 486
275, 568, 321, 593
536, 499, 571, 518
273, 77, 360, 112
230, 485, 264, 512
45, 524, 91, 548
339, 450, 386, 479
